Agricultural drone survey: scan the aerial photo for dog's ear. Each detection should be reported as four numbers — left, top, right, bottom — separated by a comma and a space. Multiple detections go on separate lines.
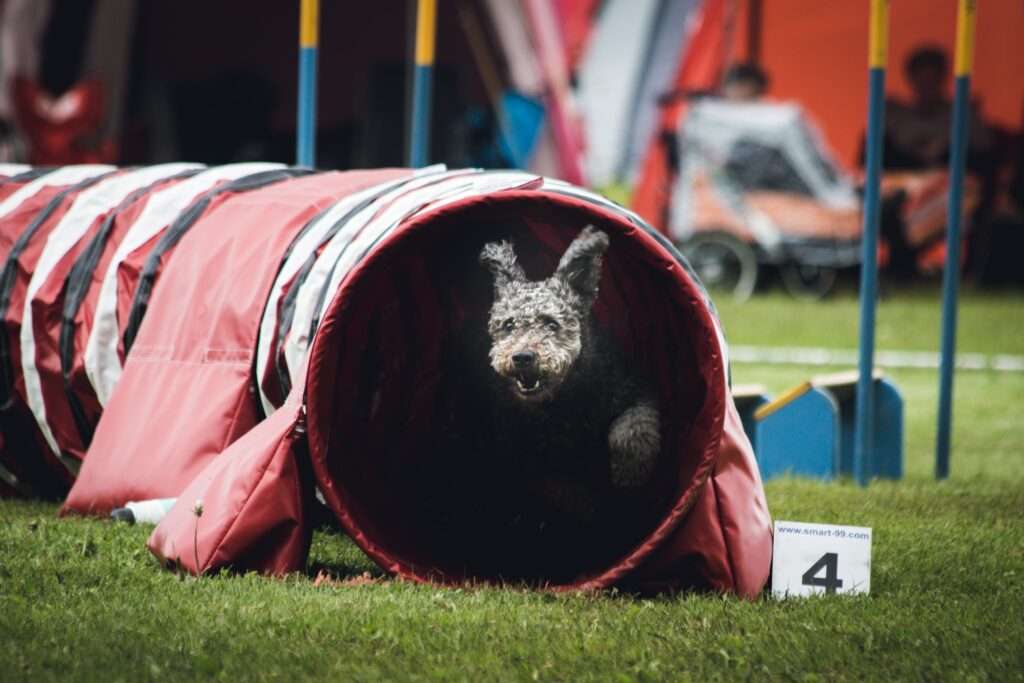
479, 240, 525, 292
555, 225, 609, 307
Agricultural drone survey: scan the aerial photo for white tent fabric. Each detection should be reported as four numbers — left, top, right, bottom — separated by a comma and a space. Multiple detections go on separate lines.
0, 0, 50, 120
577, 0, 663, 187
622, 0, 702, 183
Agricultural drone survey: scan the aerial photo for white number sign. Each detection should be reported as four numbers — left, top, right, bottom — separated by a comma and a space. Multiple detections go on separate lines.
771, 520, 872, 597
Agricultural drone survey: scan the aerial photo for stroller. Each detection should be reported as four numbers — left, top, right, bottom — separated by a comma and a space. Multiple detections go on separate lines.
669, 99, 862, 300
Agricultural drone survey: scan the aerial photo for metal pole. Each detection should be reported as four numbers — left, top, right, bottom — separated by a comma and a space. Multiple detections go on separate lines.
854, 0, 889, 488
936, 0, 977, 480
296, 0, 319, 167
409, 0, 437, 168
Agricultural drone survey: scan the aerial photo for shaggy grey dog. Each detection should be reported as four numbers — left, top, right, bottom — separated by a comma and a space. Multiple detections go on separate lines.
479, 226, 661, 524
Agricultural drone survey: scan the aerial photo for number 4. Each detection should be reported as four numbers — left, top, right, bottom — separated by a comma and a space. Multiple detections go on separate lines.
802, 552, 844, 594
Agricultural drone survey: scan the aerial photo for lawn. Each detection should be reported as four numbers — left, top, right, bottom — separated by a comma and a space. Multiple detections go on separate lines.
2, 285, 1023, 682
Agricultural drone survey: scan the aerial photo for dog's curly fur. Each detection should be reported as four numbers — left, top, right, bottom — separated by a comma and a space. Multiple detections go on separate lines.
478, 226, 662, 524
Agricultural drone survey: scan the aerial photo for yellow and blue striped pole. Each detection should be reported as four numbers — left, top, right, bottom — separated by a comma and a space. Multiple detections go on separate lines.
296, 0, 319, 167
854, 0, 889, 487
936, 0, 977, 480
409, 0, 437, 168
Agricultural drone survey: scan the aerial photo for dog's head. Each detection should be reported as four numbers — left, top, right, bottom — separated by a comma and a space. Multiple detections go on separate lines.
480, 226, 609, 403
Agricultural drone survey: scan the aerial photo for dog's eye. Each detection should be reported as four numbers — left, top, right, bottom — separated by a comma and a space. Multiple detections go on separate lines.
545, 320, 560, 332
503, 319, 515, 332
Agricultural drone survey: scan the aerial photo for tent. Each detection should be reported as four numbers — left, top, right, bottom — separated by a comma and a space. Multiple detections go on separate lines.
631, 0, 1024, 231
1, 163, 771, 596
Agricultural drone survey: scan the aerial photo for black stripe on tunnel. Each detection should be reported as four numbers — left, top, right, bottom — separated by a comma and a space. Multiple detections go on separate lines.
0, 168, 55, 185
0, 171, 118, 409
58, 168, 203, 448
121, 168, 314, 354
267, 173, 429, 407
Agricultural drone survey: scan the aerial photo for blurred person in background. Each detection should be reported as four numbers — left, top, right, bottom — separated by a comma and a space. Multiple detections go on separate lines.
721, 63, 769, 103
883, 46, 994, 173
871, 46, 1000, 279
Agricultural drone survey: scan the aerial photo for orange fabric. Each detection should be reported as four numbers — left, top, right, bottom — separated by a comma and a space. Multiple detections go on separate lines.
729, 0, 1024, 170
552, 0, 599, 69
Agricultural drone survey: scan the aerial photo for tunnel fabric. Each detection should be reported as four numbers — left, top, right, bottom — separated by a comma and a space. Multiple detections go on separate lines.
0, 164, 770, 596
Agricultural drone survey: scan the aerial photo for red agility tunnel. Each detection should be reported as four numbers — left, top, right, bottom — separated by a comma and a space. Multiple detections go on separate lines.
1, 165, 771, 596
1, 164, 121, 496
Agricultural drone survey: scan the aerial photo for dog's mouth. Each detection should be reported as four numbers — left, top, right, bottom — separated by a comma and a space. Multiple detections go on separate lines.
510, 367, 548, 398
514, 376, 543, 395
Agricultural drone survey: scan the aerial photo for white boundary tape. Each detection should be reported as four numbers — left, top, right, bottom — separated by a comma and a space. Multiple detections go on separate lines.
729, 345, 1024, 373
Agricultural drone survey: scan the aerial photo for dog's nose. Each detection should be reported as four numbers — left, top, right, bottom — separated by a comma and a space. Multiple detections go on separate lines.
512, 349, 536, 367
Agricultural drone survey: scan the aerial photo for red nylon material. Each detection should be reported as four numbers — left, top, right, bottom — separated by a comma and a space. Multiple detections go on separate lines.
66, 176, 240, 444
31, 175, 195, 463
0, 164, 772, 594
0, 185, 70, 257
63, 170, 407, 515
146, 400, 311, 576
1, 178, 123, 496
0, 177, 37, 204
305, 190, 771, 594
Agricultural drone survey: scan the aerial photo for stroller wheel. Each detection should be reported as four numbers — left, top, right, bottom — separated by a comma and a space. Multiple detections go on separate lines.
780, 263, 837, 301
679, 231, 759, 302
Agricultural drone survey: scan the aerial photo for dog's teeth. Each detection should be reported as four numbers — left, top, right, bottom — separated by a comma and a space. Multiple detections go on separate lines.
515, 378, 541, 392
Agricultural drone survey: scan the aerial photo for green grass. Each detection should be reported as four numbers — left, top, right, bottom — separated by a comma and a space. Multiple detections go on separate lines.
2, 286, 1023, 681
715, 283, 1024, 357
718, 285, 1024, 483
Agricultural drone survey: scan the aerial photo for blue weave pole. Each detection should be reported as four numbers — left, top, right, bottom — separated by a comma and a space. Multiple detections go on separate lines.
409, 64, 433, 168
936, 0, 976, 480
296, 0, 319, 168
853, 0, 889, 488
936, 75, 971, 480
409, 0, 437, 168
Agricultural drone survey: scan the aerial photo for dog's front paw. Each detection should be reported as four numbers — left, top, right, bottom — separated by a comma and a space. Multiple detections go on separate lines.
608, 402, 661, 488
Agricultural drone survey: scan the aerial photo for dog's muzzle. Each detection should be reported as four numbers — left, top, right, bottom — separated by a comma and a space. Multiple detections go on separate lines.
510, 349, 545, 397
